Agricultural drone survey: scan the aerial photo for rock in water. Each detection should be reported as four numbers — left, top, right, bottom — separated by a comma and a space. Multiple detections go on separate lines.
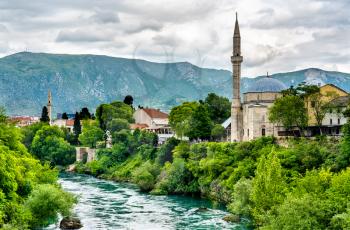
195, 207, 209, 212
222, 214, 240, 223
60, 217, 83, 229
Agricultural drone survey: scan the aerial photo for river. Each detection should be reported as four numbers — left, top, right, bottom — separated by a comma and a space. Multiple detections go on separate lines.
45, 173, 246, 230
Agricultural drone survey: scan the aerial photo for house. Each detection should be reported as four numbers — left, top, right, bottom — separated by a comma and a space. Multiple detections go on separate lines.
52, 119, 75, 132
305, 84, 349, 136
132, 108, 175, 144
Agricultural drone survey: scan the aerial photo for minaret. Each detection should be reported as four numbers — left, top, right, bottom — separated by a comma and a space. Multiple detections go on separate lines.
231, 13, 243, 142
47, 90, 52, 125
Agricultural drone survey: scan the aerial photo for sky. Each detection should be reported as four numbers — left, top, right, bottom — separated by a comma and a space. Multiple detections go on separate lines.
0, 0, 349, 77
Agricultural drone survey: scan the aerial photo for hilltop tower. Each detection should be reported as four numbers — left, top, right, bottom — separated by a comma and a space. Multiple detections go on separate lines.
47, 90, 52, 125
231, 13, 243, 142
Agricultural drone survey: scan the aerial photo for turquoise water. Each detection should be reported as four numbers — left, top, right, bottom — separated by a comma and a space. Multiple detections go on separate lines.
45, 173, 245, 230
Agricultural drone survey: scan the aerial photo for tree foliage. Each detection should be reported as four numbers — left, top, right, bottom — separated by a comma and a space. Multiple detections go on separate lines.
187, 103, 213, 140
40, 106, 50, 123
78, 121, 104, 148
31, 126, 76, 166
269, 95, 308, 134
169, 102, 199, 139
204, 93, 231, 124
0, 120, 75, 229
96, 101, 134, 130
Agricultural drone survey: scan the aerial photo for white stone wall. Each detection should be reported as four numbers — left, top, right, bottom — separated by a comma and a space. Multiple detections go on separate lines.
242, 92, 280, 141
323, 107, 348, 126
133, 109, 152, 126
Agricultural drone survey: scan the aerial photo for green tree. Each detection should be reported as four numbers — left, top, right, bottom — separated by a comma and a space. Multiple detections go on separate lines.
169, 102, 199, 139
269, 95, 308, 136
211, 124, 226, 141
0, 107, 7, 123
31, 126, 76, 166
61, 112, 68, 120
187, 103, 213, 140
78, 121, 104, 148
107, 118, 130, 133
96, 101, 134, 131
21, 122, 48, 149
40, 106, 50, 123
123, 95, 134, 107
204, 93, 231, 124
251, 150, 286, 226
80, 107, 91, 120
73, 112, 81, 143
25, 184, 77, 228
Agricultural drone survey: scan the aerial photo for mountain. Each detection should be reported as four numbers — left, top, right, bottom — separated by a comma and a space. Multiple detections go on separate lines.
0, 52, 349, 116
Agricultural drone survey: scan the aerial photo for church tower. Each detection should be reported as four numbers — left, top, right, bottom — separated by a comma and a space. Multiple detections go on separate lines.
47, 90, 52, 125
231, 13, 243, 142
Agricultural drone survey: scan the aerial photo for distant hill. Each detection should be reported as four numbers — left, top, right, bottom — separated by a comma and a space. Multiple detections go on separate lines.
0, 52, 349, 116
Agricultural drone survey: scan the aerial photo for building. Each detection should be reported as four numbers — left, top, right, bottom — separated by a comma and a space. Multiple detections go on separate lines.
229, 13, 287, 142
241, 75, 287, 141
9, 116, 40, 127
132, 108, 175, 144
52, 119, 75, 132
226, 14, 350, 142
305, 85, 349, 136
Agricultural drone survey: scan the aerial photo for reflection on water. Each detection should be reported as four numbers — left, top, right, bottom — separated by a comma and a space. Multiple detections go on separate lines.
45, 173, 245, 230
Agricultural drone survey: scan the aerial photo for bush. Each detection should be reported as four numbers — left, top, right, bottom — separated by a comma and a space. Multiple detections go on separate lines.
25, 184, 77, 228
132, 161, 160, 192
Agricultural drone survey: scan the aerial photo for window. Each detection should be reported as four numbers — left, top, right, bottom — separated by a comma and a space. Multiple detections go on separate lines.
311, 101, 316, 108
262, 128, 266, 136
330, 119, 333, 125
247, 129, 249, 137
338, 118, 340, 125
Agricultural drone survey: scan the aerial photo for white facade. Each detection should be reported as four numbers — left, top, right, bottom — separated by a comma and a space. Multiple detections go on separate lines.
242, 92, 283, 141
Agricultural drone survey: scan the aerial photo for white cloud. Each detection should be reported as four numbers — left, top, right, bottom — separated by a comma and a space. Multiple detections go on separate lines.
0, 0, 348, 77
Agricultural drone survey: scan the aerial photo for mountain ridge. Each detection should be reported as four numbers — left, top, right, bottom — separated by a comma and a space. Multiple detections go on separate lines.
0, 52, 349, 116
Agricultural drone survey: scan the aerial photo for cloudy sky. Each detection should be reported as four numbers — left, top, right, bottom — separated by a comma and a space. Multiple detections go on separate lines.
0, 0, 349, 77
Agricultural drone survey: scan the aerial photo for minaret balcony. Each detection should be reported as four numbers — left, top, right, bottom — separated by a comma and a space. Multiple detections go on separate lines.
231, 55, 243, 63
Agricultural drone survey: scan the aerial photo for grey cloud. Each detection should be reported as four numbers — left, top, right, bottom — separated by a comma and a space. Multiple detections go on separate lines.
0, 24, 8, 33
56, 29, 112, 42
90, 11, 120, 24
251, 1, 350, 29
125, 21, 163, 34
245, 45, 280, 67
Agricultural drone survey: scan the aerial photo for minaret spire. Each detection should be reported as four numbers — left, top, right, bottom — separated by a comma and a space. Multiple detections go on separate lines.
47, 90, 52, 125
231, 12, 243, 142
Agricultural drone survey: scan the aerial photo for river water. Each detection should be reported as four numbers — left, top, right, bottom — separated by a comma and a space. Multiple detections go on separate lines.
45, 173, 245, 230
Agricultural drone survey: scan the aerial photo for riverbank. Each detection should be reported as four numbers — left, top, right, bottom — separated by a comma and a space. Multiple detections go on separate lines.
45, 173, 243, 230
73, 133, 350, 229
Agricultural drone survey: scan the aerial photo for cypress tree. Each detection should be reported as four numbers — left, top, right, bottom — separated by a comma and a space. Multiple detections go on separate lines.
80, 107, 91, 120
40, 106, 50, 123
62, 112, 68, 120
73, 112, 82, 143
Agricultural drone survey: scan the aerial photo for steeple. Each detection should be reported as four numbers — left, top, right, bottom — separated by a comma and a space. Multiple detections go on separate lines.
47, 90, 52, 125
234, 12, 240, 37
233, 12, 241, 57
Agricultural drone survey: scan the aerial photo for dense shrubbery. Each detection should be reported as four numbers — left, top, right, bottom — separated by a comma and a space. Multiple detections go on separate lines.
0, 117, 76, 229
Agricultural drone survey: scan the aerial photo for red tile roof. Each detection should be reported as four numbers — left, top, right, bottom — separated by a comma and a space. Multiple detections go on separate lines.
143, 108, 168, 119
66, 119, 75, 126
130, 123, 149, 130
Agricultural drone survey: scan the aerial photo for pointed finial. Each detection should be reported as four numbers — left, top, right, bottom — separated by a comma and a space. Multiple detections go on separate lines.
236, 12, 238, 21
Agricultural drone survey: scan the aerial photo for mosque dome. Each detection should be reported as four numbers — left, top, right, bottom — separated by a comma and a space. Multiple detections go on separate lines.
247, 76, 287, 93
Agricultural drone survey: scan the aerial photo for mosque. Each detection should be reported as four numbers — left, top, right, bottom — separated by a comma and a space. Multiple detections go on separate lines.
228, 14, 287, 142
226, 14, 349, 142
